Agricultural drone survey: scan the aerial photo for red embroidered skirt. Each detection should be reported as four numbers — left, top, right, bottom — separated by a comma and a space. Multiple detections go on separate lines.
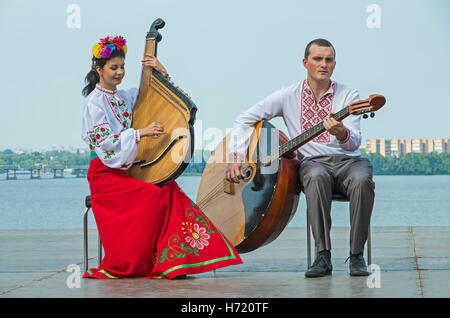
83, 158, 242, 279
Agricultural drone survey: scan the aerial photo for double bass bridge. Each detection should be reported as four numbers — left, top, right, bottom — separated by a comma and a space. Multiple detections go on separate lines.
133, 134, 188, 168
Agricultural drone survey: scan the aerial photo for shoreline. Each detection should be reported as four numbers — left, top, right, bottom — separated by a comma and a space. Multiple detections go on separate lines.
0, 173, 449, 180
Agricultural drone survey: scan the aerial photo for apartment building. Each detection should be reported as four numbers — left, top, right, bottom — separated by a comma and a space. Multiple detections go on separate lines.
364, 139, 450, 156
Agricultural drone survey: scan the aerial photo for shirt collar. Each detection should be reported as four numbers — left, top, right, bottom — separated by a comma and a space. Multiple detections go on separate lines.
303, 79, 335, 98
95, 84, 117, 95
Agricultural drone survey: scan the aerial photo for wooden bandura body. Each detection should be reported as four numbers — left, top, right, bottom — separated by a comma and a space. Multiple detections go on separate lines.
196, 94, 385, 253
196, 121, 301, 253
126, 18, 197, 185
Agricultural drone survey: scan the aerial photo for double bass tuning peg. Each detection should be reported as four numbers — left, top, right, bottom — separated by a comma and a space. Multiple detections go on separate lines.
363, 112, 375, 119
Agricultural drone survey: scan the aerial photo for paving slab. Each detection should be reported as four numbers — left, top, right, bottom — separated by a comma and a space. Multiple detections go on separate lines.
0, 227, 449, 298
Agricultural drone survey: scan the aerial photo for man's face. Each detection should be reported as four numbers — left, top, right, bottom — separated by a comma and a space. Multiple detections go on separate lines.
302, 44, 336, 82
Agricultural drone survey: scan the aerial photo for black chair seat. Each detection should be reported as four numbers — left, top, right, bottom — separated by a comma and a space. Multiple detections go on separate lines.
85, 195, 91, 208
300, 186, 349, 202
331, 192, 349, 202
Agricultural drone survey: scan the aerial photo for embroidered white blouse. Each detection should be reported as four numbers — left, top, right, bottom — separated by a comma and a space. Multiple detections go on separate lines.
81, 84, 140, 169
228, 80, 362, 162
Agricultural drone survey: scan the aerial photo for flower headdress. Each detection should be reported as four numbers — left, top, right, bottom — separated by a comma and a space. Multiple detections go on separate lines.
92, 35, 127, 59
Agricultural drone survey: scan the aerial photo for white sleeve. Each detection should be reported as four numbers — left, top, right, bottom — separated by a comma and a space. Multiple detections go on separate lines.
118, 87, 139, 111
339, 89, 362, 152
228, 88, 285, 162
82, 101, 140, 169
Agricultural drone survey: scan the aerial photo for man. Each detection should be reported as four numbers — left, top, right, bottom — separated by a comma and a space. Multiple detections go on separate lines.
226, 39, 375, 277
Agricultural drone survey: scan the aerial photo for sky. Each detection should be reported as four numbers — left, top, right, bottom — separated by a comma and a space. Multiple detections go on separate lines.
1, 0, 449, 151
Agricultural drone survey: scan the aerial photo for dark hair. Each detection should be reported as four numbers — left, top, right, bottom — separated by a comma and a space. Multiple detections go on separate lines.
82, 49, 125, 97
304, 38, 335, 59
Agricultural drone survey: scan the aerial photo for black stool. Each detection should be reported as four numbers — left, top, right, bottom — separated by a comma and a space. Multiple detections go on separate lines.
83, 195, 103, 272
306, 191, 372, 268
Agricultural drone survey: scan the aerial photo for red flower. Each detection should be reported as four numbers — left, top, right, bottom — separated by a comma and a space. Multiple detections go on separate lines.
100, 36, 111, 45
112, 36, 126, 50
123, 112, 129, 118
184, 223, 210, 250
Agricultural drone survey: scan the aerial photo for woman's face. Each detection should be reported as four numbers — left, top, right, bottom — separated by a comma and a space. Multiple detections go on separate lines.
97, 56, 125, 90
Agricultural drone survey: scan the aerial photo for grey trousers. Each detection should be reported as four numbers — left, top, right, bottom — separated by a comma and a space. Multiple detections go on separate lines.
298, 154, 375, 255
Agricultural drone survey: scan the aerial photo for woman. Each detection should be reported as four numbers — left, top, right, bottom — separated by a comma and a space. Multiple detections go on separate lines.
81, 35, 242, 279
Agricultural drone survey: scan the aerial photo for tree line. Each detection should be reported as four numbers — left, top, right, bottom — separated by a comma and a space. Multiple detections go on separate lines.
361, 152, 450, 175
0, 149, 448, 175
0, 149, 90, 168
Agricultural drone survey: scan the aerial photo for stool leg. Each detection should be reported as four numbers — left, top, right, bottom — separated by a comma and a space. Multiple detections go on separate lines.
367, 226, 372, 265
83, 207, 90, 273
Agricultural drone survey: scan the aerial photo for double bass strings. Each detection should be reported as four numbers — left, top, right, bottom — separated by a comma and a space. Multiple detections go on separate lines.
196, 167, 245, 209
197, 163, 252, 210
197, 181, 226, 208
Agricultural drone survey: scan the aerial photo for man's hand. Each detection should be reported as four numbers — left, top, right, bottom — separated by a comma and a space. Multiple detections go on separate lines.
323, 113, 348, 142
226, 162, 245, 184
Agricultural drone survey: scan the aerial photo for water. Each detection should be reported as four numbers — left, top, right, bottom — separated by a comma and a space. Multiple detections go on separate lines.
0, 174, 449, 229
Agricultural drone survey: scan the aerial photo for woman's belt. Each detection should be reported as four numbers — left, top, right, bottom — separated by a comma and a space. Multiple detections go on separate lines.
90, 150, 98, 160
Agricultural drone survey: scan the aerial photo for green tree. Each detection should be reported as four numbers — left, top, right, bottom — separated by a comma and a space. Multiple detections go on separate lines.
362, 152, 449, 175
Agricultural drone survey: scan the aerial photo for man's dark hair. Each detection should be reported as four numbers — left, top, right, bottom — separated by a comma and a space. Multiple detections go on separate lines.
304, 38, 336, 59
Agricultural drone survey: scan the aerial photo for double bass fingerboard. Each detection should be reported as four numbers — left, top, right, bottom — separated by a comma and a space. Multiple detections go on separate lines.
262, 106, 349, 166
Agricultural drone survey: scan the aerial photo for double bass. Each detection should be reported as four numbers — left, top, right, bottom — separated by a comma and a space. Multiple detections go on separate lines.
126, 19, 197, 185
196, 95, 386, 253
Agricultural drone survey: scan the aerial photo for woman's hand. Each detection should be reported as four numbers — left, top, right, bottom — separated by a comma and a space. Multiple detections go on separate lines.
139, 122, 167, 137
141, 54, 169, 78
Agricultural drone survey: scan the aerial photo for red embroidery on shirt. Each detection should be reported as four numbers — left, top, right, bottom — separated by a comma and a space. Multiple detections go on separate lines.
104, 95, 124, 127
86, 122, 109, 134
300, 80, 336, 143
104, 95, 131, 129
95, 85, 116, 95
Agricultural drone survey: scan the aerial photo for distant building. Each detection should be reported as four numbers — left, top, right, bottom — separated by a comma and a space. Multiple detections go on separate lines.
365, 139, 450, 156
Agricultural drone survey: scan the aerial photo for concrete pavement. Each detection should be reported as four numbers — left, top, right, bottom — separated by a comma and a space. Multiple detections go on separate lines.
0, 226, 449, 298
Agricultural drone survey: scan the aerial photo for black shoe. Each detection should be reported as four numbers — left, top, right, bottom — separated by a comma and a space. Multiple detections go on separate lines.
305, 250, 332, 278
347, 253, 370, 276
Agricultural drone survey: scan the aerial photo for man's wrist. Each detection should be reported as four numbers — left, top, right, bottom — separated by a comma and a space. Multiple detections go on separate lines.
338, 128, 350, 143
